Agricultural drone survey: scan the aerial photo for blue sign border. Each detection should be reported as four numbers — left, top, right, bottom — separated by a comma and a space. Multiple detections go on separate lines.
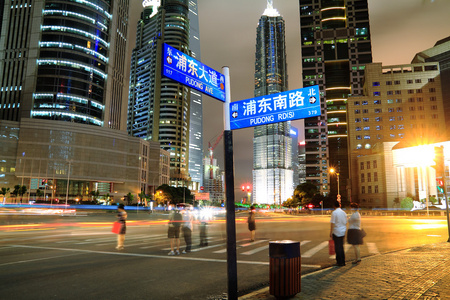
161, 43, 226, 102
229, 86, 321, 130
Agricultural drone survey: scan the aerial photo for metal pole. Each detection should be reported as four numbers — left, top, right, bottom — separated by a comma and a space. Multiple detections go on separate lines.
443, 168, 450, 242
65, 160, 72, 210
337, 173, 340, 196
223, 66, 238, 300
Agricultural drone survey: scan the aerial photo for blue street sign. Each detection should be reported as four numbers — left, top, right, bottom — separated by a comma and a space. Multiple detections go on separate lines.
229, 86, 321, 130
162, 43, 226, 102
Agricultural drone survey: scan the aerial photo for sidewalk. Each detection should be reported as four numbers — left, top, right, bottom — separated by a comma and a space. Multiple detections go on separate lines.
240, 242, 450, 300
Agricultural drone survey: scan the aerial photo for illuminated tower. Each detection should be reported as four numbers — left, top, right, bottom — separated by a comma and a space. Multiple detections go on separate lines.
0, 0, 129, 129
188, 0, 204, 190
253, 1, 293, 205
128, 0, 191, 186
299, 0, 373, 199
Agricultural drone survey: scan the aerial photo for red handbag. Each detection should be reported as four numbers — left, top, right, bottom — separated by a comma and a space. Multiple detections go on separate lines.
328, 239, 335, 255
112, 221, 121, 234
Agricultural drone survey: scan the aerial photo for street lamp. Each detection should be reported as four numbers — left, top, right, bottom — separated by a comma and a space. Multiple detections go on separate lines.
329, 168, 340, 202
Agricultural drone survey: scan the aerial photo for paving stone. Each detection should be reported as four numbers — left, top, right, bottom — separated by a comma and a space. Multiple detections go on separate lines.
239, 243, 450, 300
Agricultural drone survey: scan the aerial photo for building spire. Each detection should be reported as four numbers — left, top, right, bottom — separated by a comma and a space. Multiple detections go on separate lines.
263, 0, 280, 17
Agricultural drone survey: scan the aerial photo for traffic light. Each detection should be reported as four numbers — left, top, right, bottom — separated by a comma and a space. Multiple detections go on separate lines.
432, 146, 445, 177
437, 178, 445, 193
241, 185, 251, 192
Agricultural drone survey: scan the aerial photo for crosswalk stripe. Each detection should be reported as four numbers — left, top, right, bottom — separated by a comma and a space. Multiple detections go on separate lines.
190, 238, 246, 252
302, 241, 328, 258
328, 244, 351, 259
214, 240, 267, 254
241, 244, 269, 255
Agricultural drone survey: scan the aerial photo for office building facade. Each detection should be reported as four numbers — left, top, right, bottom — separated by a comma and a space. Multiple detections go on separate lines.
299, 0, 373, 199
411, 37, 450, 138
0, 0, 129, 129
253, 1, 293, 205
348, 62, 445, 208
128, 0, 191, 187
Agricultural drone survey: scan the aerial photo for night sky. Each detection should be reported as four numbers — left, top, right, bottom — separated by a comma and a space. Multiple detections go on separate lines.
128, 0, 450, 197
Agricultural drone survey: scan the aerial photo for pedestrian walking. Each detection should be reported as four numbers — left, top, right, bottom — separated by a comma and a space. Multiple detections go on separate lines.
182, 206, 194, 253
199, 209, 209, 247
330, 200, 347, 266
347, 202, 363, 264
116, 204, 127, 250
168, 208, 182, 255
248, 206, 256, 242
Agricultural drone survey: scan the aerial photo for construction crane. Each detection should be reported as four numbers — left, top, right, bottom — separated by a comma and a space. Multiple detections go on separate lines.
208, 131, 224, 179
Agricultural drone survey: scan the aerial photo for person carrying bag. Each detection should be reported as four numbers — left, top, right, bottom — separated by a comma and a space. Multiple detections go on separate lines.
347, 202, 364, 264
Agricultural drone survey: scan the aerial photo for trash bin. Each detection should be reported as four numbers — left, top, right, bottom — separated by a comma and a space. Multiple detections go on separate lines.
269, 240, 301, 298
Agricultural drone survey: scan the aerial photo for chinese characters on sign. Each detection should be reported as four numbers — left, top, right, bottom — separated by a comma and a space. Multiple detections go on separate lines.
162, 43, 226, 102
229, 86, 321, 130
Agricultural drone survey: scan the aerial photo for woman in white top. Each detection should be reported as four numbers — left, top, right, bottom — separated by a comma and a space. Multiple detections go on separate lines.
347, 202, 363, 264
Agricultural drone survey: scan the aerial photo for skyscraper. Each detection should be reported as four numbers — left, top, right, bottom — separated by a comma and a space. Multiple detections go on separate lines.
0, 0, 129, 129
0, 1, 172, 201
128, 0, 191, 186
299, 0, 373, 200
253, 1, 293, 205
188, 0, 204, 190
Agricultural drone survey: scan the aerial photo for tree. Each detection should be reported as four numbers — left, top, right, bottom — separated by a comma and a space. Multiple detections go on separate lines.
0, 187, 10, 204
282, 196, 301, 208
138, 190, 146, 205
126, 192, 134, 205
429, 196, 438, 205
400, 197, 414, 210
90, 190, 100, 203
104, 192, 111, 204
154, 184, 193, 206
36, 189, 44, 200
13, 185, 27, 203
293, 182, 319, 206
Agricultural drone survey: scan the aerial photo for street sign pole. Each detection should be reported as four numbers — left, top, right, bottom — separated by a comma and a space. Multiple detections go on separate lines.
223, 66, 238, 300
444, 181, 450, 243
